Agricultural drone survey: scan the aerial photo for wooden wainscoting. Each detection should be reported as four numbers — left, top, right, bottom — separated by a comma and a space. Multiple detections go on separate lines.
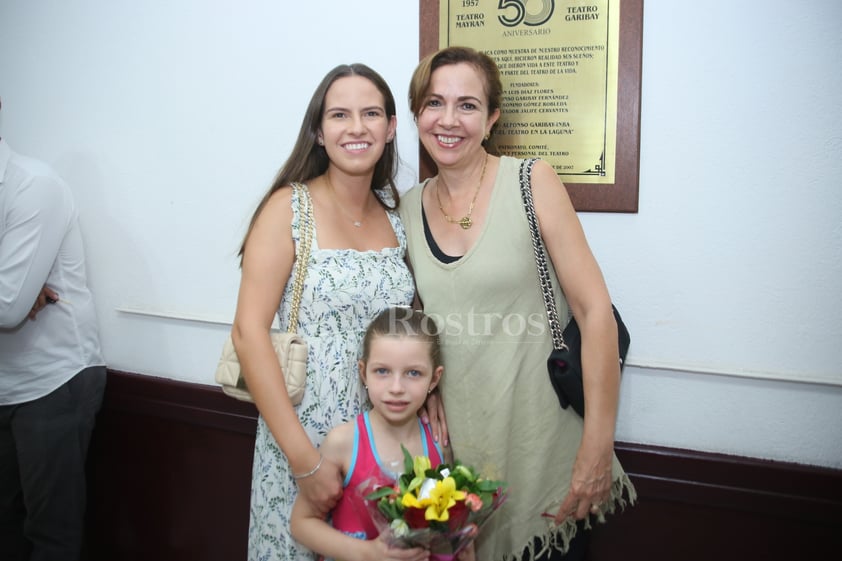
85, 371, 258, 561
85, 370, 842, 561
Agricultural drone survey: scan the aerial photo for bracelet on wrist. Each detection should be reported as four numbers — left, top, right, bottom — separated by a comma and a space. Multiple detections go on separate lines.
292, 454, 323, 480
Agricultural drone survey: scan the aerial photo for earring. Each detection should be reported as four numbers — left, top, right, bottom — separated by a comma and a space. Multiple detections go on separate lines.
427, 388, 433, 395
317, 137, 324, 146
484, 132, 490, 141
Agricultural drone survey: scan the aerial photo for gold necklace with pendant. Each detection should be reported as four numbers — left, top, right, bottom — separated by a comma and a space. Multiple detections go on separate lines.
435, 154, 488, 230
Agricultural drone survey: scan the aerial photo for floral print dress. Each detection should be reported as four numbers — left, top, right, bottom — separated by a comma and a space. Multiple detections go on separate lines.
248, 185, 415, 561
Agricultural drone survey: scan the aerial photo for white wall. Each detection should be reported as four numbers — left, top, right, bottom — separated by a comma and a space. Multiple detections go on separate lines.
2, 1, 840, 469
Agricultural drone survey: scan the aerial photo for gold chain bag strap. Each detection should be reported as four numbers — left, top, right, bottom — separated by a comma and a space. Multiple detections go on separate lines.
214, 183, 313, 404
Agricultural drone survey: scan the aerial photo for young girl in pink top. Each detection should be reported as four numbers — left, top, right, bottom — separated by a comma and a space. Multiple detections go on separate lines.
291, 308, 473, 561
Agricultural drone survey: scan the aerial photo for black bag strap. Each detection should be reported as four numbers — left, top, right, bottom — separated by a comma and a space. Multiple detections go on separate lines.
517, 158, 567, 351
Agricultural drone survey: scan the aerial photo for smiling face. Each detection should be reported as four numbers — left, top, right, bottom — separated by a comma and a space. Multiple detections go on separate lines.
318, 75, 397, 178
360, 335, 441, 426
416, 62, 500, 170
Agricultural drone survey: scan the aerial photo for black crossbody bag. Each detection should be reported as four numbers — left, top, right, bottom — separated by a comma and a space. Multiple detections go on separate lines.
518, 158, 630, 417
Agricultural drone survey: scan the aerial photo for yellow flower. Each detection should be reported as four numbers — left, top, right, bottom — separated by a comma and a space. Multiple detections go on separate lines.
425, 477, 467, 522
414, 455, 431, 476
401, 490, 431, 509
407, 455, 432, 493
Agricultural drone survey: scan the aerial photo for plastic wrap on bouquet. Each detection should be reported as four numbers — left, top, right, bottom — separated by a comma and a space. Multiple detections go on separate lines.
357, 447, 509, 560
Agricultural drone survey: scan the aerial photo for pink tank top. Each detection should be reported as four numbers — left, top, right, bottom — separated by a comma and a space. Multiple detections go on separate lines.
330, 411, 444, 539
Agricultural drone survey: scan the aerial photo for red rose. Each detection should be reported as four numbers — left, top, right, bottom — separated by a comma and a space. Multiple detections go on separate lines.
447, 501, 470, 531
403, 506, 428, 529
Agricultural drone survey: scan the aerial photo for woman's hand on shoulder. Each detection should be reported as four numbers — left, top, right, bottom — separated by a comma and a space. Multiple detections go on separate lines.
419, 387, 448, 446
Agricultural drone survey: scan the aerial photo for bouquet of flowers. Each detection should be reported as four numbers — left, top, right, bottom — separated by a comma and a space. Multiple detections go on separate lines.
359, 446, 508, 560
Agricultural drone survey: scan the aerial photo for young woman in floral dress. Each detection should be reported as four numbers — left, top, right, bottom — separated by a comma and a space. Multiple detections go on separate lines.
231, 63, 416, 561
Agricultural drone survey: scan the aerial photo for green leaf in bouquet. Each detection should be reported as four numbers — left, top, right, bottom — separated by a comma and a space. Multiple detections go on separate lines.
401, 444, 414, 475
476, 479, 504, 493
377, 499, 402, 521
453, 464, 476, 481
366, 486, 397, 500
405, 447, 434, 494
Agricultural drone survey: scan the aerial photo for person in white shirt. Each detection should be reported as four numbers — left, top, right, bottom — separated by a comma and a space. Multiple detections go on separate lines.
0, 98, 106, 561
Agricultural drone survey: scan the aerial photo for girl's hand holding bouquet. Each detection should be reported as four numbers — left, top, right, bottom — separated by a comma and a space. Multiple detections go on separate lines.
360, 446, 508, 561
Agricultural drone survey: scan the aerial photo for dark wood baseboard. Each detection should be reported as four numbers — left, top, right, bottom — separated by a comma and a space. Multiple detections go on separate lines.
590, 443, 842, 560
85, 370, 842, 561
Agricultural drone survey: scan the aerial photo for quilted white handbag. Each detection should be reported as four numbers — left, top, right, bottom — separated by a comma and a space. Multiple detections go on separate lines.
214, 183, 313, 404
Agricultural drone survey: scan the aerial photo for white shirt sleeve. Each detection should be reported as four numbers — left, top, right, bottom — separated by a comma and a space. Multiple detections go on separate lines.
0, 173, 71, 328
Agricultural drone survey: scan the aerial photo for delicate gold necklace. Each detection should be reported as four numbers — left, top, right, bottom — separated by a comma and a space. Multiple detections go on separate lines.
435, 154, 488, 230
325, 174, 365, 227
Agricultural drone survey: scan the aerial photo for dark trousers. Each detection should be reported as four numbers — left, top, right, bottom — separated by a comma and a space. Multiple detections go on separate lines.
0, 366, 106, 561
